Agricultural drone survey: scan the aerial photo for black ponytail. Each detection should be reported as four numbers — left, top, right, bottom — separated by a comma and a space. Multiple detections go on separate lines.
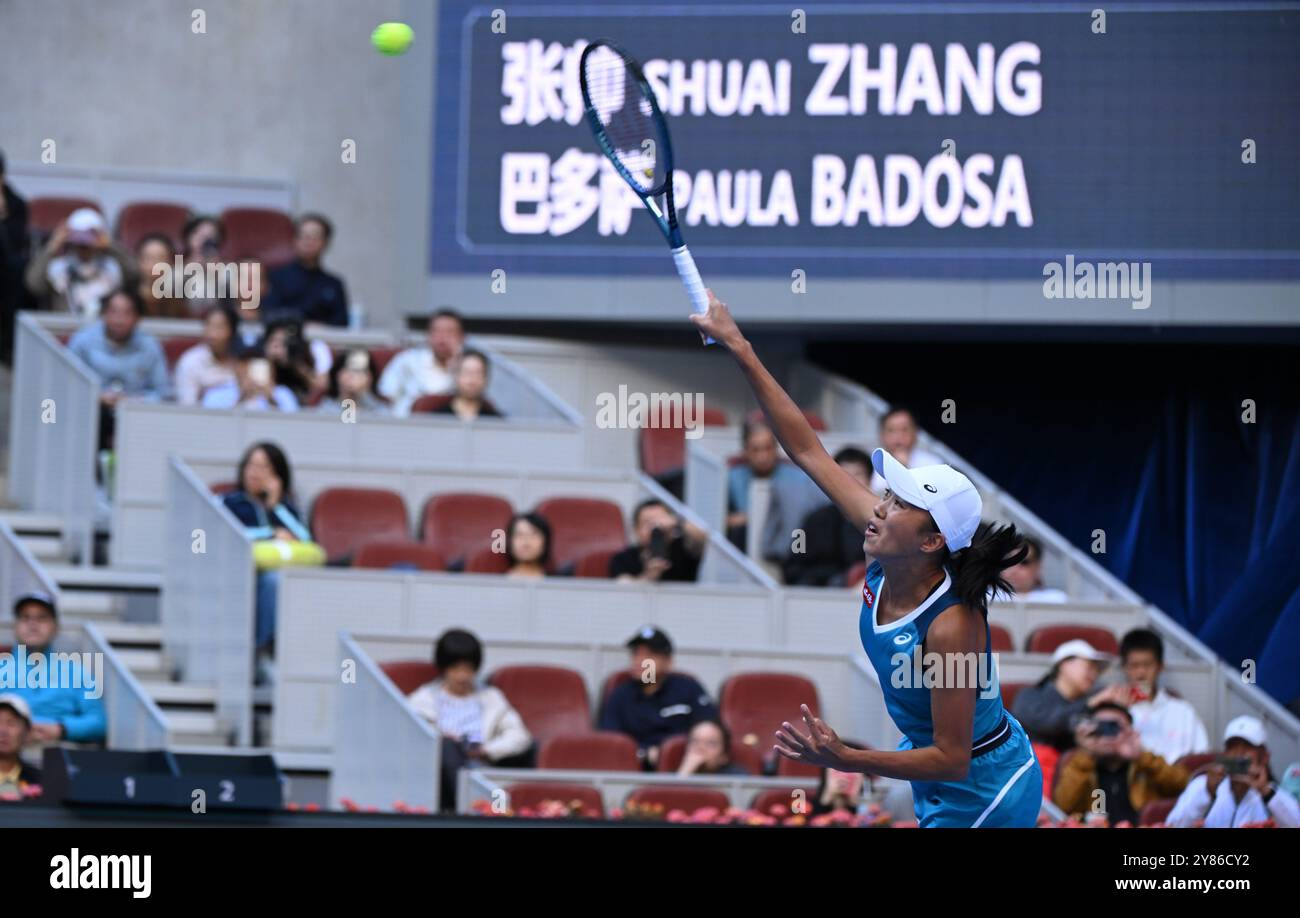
928, 520, 1028, 612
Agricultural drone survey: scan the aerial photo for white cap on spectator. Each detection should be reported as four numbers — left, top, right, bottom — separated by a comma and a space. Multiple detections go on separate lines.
1224, 715, 1267, 747
0, 693, 32, 726
66, 207, 106, 245
870, 448, 982, 551
1050, 639, 1113, 669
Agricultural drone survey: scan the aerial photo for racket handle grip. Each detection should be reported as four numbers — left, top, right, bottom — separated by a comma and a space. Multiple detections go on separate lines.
672, 244, 715, 346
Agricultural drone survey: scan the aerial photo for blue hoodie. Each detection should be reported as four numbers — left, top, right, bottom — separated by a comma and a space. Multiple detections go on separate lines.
2, 645, 107, 743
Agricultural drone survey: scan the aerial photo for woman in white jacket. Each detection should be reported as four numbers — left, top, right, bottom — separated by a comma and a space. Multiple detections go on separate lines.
407, 629, 533, 809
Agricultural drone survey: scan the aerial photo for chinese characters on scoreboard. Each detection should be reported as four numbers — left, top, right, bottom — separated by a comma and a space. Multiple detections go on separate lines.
497, 39, 1038, 237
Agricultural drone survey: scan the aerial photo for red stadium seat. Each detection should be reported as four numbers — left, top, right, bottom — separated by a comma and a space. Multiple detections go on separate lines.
310, 487, 409, 563
801, 409, 828, 431
1175, 752, 1218, 775
656, 733, 762, 775
368, 346, 401, 378
1025, 625, 1119, 656
410, 394, 452, 413
28, 197, 101, 236
537, 732, 639, 771
162, 336, 200, 369
464, 546, 509, 574
1000, 681, 1030, 710
209, 480, 238, 496
990, 624, 1015, 653
625, 785, 731, 816
751, 787, 805, 818
533, 497, 627, 571
116, 201, 191, 251
845, 560, 867, 588
505, 782, 605, 818
1033, 742, 1059, 795
1139, 798, 1177, 827
380, 660, 438, 696
421, 493, 513, 566
353, 540, 446, 572
637, 405, 729, 478
599, 671, 635, 719
719, 672, 821, 777
573, 548, 617, 579
219, 206, 296, 267
489, 665, 591, 746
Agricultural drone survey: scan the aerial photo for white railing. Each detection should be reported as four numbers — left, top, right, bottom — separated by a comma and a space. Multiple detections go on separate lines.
331, 633, 441, 812
0, 518, 61, 604
163, 457, 254, 745
79, 622, 170, 751
684, 440, 729, 535
7, 314, 98, 564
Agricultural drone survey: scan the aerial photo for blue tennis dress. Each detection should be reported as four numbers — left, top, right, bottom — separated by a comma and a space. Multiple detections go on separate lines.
860, 561, 1042, 827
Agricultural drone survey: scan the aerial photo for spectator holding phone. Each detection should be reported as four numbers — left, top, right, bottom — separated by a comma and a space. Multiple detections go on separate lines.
1013, 639, 1129, 752
609, 499, 706, 583
1052, 702, 1189, 824
406, 629, 533, 811
1166, 716, 1300, 828
202, 342, 299, 412
25, 208, 135, 316
1119, 628, 1209, 764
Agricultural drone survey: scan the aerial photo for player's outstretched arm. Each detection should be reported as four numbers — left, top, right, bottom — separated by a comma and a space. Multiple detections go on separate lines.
692, 290, 878, 532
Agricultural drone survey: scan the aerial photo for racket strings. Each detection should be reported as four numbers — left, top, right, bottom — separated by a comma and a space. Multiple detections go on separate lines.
582, 50, 660, 193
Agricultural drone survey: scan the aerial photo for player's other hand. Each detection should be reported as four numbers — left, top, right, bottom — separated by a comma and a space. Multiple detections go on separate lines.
774, 704, 853, 770
691, 289, 744, 351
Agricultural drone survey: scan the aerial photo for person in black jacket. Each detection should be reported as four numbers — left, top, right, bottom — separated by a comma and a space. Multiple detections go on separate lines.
260, 213, 349, 327
782, 447, 872, 586
222, 442, 312, 681
0, 150, 30, 364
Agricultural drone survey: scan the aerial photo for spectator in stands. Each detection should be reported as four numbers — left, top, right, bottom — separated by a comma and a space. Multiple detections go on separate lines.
503, 512, 551, 578
1119, 628, 1209, 764
725, 415, 807, 550
0, 694, 40, 797
989, 536, 1067, 603
8, 592, 107, 744
261, 319, 327, 404
1013, 639, 1129, 752
609, 499, 706, 583
1053, 702, 1189, 824
177, 214, 231, 317
135, 233, 187, 318
260, 213, 349, 327
202, 342, 299, 412
25, 208, 135, 317
599, 627, 719, 767
1166, 716, 1300, 828
868, 408, 941, 494
812, 754, 870, 816
223, 443, 312, 681
782, 446, 871, 586
677, 719, 749, 777
407, 628, 533, 810
316, 348, 387, 417
0, 149, 30, 364
377, 309, 465, 417
175, 303, 241, 406
429, 349, 501, 419
68, 288, 170, 449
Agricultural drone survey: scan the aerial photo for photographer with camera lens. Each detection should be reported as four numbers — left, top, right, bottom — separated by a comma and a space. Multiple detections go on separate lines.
1166, 716, 1300, 828
1051, 702, 1190, 824
609, 499, 706, 583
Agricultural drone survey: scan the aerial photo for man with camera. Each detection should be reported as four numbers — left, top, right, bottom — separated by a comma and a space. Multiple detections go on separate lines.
1051, 702, 1190, 824
609, 499, 706, 583
1166, 715, 1300, 828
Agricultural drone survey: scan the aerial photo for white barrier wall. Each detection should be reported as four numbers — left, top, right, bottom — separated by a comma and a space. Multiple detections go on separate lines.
163, 457, 255, 746
7, 315, 99, 563
113, 403, 586, 568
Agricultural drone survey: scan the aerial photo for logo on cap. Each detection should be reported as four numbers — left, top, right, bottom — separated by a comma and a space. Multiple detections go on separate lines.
923, 484, 938, 493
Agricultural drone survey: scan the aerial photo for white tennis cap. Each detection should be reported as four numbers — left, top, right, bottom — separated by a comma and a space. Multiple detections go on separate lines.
1050, 639, 1113, 668
871, 448, 983, 551
1223, 715, 1267, 747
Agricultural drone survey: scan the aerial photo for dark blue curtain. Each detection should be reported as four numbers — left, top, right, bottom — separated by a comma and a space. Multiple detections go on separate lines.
808, 335, 1300, 710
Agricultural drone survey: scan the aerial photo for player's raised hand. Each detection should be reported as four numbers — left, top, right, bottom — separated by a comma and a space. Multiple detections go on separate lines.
690, 289, 744, 351
774, 704, 852, 770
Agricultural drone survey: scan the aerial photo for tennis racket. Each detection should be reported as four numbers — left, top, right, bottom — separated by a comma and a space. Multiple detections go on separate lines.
578, 39, 714, 345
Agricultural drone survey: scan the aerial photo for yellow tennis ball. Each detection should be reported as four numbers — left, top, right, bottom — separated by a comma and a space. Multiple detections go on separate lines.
371, 22, 414, 56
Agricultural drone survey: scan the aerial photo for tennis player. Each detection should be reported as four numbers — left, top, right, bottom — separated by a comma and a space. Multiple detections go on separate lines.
692, 291, 1043, 828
